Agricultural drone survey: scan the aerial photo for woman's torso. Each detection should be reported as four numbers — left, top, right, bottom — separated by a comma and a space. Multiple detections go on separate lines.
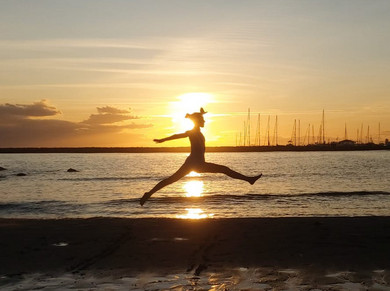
187, 129, 205, 163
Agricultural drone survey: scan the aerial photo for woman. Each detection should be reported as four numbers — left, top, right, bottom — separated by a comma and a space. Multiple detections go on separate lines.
140, 108, 262, 205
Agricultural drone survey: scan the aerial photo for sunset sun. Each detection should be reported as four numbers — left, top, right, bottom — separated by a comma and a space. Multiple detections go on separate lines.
170, 93, 213, 132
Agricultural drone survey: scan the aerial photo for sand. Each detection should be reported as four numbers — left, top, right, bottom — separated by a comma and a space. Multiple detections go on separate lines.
1, 217, 390, 289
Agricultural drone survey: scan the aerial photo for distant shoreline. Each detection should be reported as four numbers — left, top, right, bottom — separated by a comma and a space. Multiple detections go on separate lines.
0, 144, 389, 153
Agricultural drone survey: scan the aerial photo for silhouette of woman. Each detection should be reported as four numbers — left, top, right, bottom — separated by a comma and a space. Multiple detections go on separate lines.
140, 108, 262, 205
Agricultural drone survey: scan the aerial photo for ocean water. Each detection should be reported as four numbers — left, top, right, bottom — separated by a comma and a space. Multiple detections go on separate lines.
0, 151, 389, 219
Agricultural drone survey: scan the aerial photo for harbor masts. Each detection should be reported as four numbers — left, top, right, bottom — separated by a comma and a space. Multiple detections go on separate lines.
243, 121, 247, 146
254, 113, 261, 146
322, 109, 325, 144
357, 129, 359, 144
292, 119, 297, 146
298, 119, 301, 146
272, 115, 278, 146
318, 124, 322, 144
312, 125, 315, 145
304, 123, 311, 145
256, 114, 261, 146
267, 115, 271, 146
248, 108, 251, 146
275, 115, 278, 146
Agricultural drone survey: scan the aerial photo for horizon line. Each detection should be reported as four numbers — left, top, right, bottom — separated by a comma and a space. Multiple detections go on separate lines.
0, 143, 388, 154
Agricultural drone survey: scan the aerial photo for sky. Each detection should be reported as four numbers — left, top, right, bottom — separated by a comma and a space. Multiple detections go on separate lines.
1, 0, 389, 147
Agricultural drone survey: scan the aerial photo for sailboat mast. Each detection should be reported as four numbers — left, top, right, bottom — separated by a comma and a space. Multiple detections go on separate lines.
322, 109, 325, 144
267, 115, 270, 146
247, 108, 251, 146
275, 115, 278, 146
297, 120, 299, 146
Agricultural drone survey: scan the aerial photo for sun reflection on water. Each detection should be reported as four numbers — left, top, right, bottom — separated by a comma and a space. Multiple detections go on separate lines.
176, 208, 214, 219
183, 180, 204, 197
178, 172, 213, 219
187, 171, 201, 177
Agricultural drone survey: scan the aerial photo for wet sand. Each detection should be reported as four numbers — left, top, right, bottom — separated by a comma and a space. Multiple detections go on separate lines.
1, 217, 390, 289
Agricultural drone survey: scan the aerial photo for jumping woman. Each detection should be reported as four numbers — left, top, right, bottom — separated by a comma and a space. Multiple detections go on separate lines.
140, 108, 262, 205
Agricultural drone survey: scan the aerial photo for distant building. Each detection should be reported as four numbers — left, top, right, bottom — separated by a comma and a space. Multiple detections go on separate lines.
338, 139, 356, 146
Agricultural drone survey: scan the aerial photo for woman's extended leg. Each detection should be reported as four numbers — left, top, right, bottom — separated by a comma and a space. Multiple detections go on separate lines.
140, 163, 191, 205
201, 162, 262, 185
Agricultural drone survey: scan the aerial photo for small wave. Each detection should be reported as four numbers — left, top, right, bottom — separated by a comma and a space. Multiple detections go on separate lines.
242, 191, 390, 199
2, 191, 389, 217
56, 173, 251, 183
126, 191, 390, 204
57, 175, 230, 182
302, 191, 390, 197
102, 198, 141, 206
58, 176, 154, 182
0, 200, 81, 213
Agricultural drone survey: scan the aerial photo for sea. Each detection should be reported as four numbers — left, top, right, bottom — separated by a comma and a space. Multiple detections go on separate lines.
1, 151, 389, 219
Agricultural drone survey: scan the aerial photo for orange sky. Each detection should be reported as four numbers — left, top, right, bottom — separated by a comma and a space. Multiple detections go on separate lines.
1, 1, 389, 147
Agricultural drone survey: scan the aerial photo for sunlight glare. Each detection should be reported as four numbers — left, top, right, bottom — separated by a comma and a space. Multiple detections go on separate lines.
177, 208, 214, 219
187, 171, 201, 177
170, 93, 213, 132
183, 180, 204, 197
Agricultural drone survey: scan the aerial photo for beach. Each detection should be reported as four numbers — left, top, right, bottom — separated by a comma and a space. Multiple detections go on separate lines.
1, 217, 390, 289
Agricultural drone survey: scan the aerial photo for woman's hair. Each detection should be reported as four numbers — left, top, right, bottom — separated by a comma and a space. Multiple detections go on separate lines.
185, 108, 207, 122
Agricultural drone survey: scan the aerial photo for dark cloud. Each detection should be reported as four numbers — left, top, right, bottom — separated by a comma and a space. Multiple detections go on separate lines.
0, 101, 152, 147
0, 119, 79, 146
83, 113, 134, 125
0, 100, 60, 119
81, 121, 152, 135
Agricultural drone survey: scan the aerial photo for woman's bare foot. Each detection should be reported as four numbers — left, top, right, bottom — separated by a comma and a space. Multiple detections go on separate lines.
248, 174, 262, 185
140, 192, 150, 206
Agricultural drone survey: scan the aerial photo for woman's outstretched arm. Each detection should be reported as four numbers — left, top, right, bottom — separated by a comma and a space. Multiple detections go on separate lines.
154, 132, 188, 143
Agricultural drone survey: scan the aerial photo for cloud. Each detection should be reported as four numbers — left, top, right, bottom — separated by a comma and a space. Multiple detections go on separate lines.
82, 106, 140, 126
0, 39, 163, 50
0, 119, 79, 146
83, 113, 133, 125
0, 101, 152, 147
96, 106, 131, 114
0, 100, 60, 119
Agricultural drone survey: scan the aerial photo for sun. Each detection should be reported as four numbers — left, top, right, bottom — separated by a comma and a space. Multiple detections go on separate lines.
170, 93, 213, 132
